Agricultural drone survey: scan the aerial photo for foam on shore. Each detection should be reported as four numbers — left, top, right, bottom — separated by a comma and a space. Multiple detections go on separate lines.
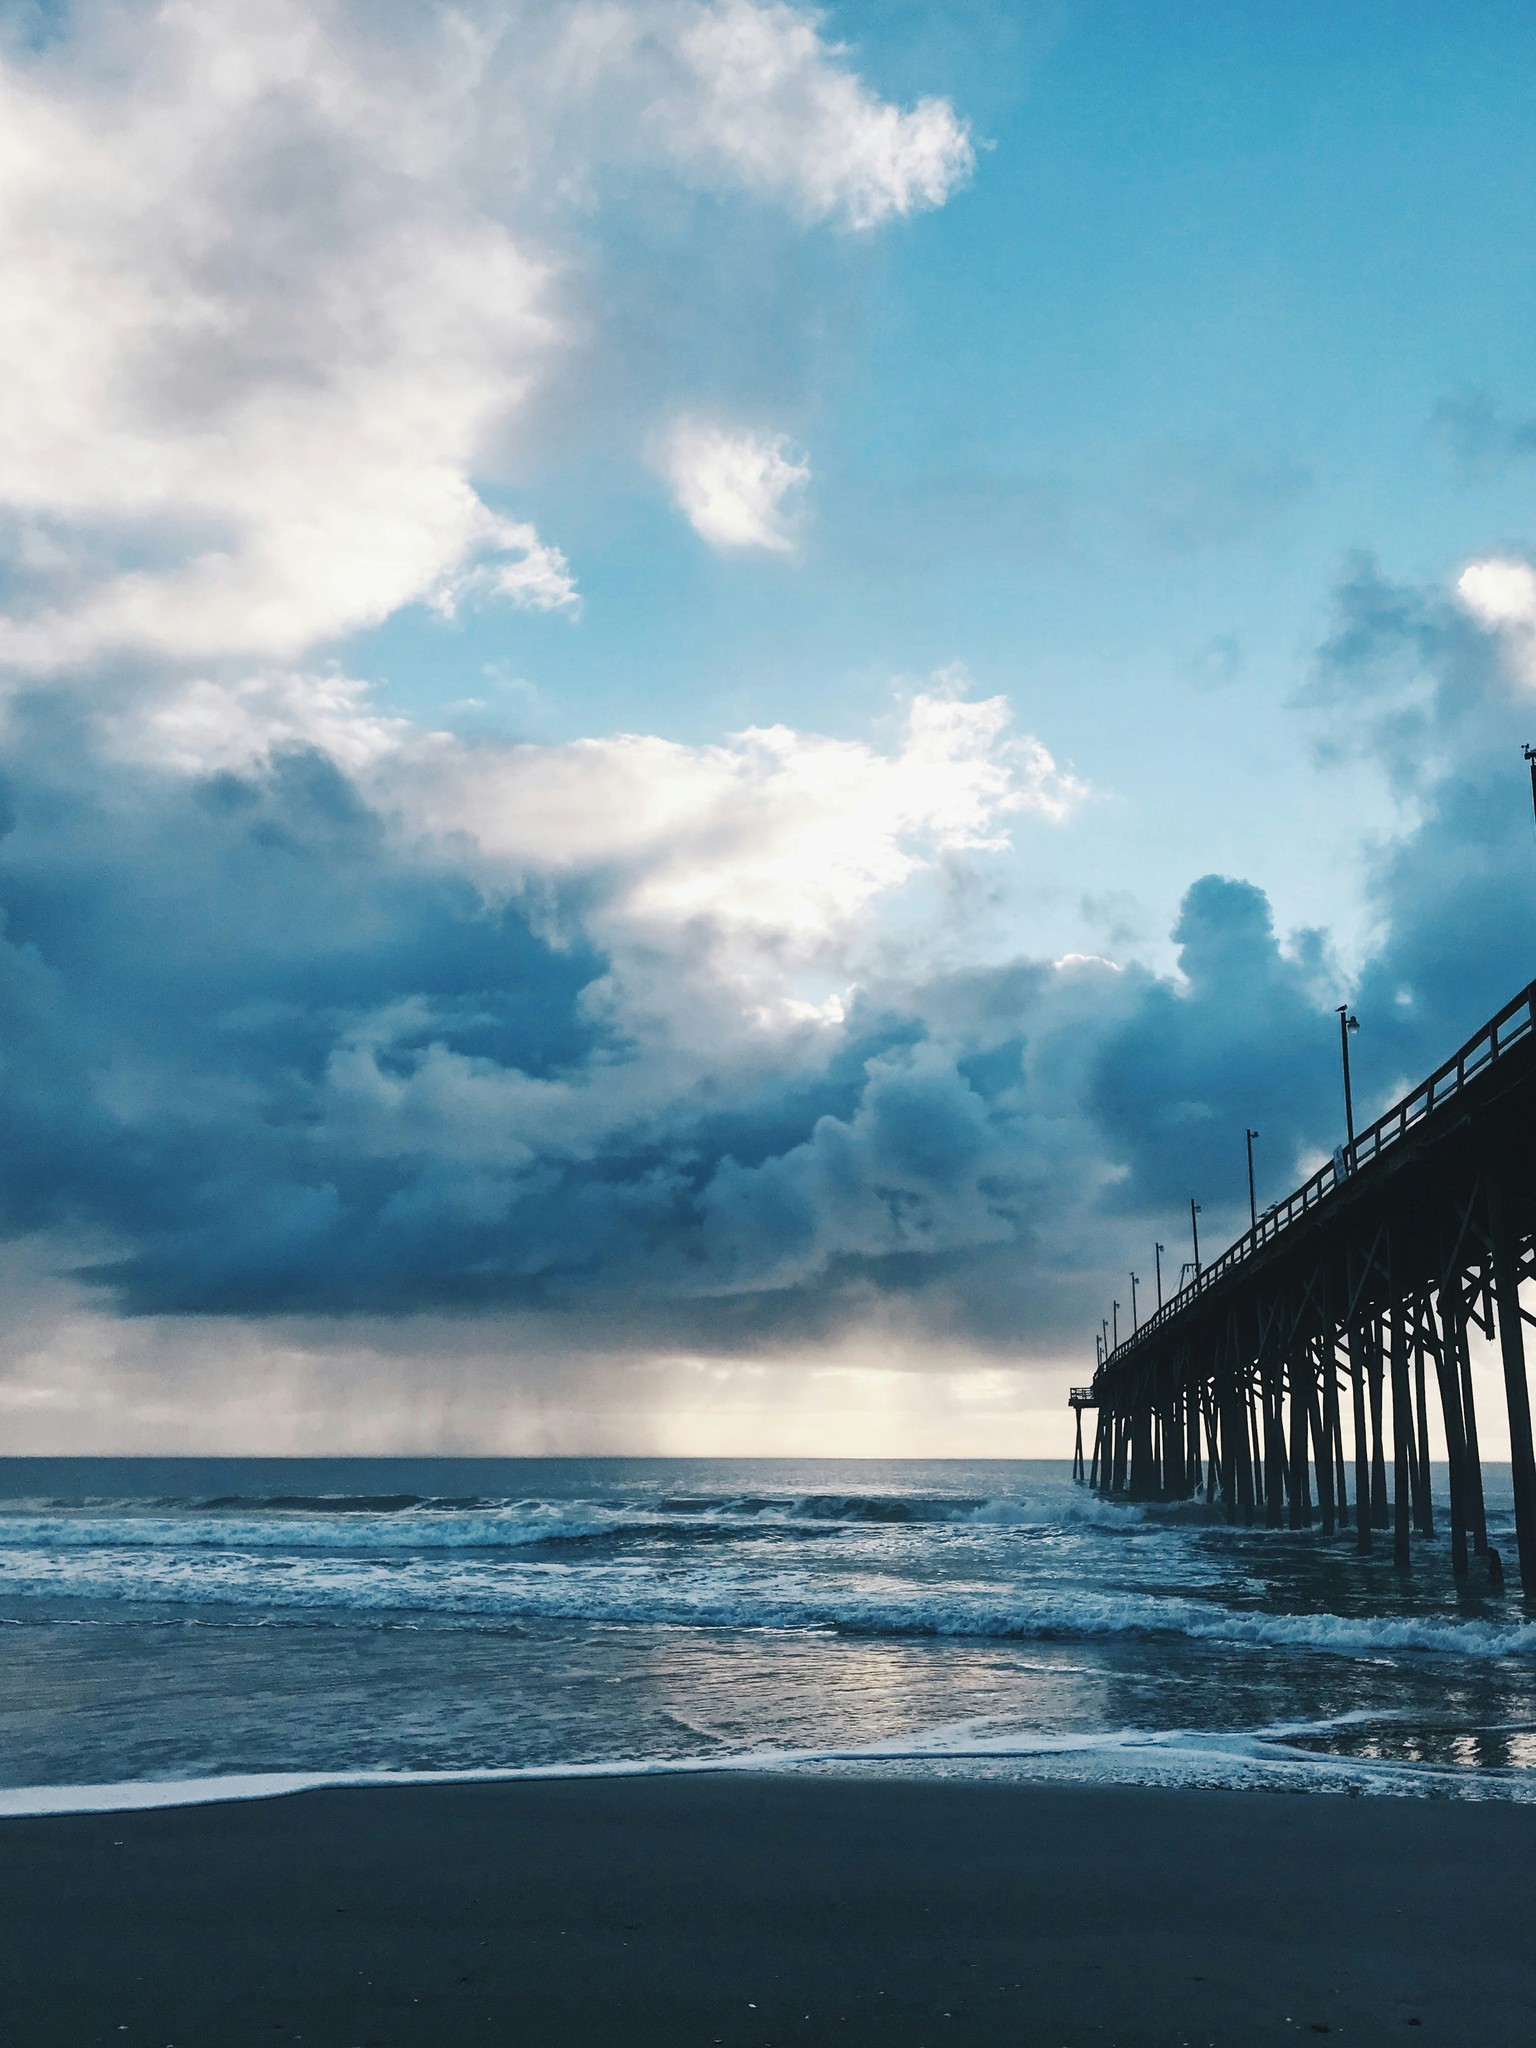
7, 1706, 1536, 1819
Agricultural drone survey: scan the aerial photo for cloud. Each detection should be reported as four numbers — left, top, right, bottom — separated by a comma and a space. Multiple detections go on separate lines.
1299, 550, 1500, 793
0, 0, 568, 669
0, 681, 1099, 1332
427, 520, 581, 620
1088, 877, 1341, 1217
14, 2, 1530, 1436
128, 676, 1084, 1055
107, 668, 410, 777
659, 0, 974, 228
1302, 552, 1536, 1069
0, 0, 968, 673
0, 548, 1527, 1388
660, 421, 810, 550
1457, 554, 1536, 675
0, 0, 1007, 1408
1076, 545, 1536, 1257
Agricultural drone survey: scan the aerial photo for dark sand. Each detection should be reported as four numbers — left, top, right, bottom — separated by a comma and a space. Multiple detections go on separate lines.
2, 1774, 1534, 2047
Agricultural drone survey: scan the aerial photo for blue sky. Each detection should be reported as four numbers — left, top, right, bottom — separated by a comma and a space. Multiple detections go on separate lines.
1, 0, 1534, 1451
361, 0, 1536, 962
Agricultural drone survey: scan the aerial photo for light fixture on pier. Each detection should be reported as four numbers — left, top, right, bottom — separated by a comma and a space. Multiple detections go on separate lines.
1337, 1005, 1359, 1155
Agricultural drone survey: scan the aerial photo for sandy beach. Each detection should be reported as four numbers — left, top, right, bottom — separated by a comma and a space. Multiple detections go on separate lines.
2, 1773, 1534, 2046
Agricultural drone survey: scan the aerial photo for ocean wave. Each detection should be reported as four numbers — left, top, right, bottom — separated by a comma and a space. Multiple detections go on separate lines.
667, 1493, 989, 1524
0, 1491, 1047, 1556
0, 1507, 638, 1554
200, 1493, 450, 1514
0, 1509, 861, 1558
4, 1543, 1533, 1664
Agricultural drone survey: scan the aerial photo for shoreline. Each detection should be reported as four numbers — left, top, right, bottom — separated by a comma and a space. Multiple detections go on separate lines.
2, 1772, 1534, 2045
7, 1715, 1536, 1817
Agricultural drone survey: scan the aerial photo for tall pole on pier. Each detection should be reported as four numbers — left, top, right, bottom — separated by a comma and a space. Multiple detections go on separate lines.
1245, 1128, 1259, 1230
1523, 742, 1536, 838
1189, 1199, 1202, 1278
1155, 1242, 1164, 1309
1130, 1272, 1140, 1332
1337, 1005, 1359, 1153
1112, 1300, 1120, 1350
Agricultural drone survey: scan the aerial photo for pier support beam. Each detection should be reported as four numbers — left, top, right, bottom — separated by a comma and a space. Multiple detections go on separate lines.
1350, 1330, 1371, 1556
1428, 1296, 1469, 1578
1391, 1306, 1412, 1569
1412, 1314, 1434, 1539
1457, 1310, 1489, 1557
1488, 1174, 1536, 1596
1368, 1323, 1389, 1530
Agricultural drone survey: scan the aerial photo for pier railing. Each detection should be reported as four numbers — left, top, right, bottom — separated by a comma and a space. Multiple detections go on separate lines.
1101, 979, 1536, 1368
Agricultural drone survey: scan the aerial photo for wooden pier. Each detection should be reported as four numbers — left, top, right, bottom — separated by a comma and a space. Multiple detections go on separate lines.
1077, 979, 1536, 1593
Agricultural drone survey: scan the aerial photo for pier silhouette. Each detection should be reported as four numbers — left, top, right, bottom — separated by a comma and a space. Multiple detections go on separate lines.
1077, 979, 1536, 1594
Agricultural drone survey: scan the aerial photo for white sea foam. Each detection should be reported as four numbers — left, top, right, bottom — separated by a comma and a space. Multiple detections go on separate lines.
6, 1708, 1534, 1820
0, 1492, 1009, 1558
5, 1535, 1535, 1663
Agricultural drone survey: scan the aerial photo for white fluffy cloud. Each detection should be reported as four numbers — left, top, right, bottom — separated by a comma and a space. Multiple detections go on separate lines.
658, 0, 974, 228
124, 671, 1082, 1037
1458, 557, 1536, 631
0, 0, 567, 669
120, 668, 409, 776
1456, 554, 1536, 693
661, 421, 810, 550
395, 687, 1079, 937
0, 0, 971, 675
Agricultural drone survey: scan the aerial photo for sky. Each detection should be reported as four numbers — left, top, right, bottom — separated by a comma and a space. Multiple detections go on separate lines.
2, 0, 1536, 1454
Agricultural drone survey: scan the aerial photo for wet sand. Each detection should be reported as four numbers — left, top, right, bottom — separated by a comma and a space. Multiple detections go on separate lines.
2, 1773, 1533, 2046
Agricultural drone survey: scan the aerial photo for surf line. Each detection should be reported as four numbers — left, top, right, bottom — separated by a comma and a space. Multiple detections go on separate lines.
4, 1721, 1529, 1820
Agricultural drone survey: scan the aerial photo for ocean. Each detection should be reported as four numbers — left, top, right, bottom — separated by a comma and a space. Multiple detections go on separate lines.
2, 1457, 1534, 1810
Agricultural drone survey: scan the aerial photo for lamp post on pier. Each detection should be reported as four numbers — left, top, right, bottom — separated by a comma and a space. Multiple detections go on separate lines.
1189, 1199, 1202, 1278
1246, 1128, 1260, 1231
1130, 1272, 1140, 1333
1112, 1300, 1120, 1350
1154, 1242, 1165, 1309
1337, 1004, 1359, 1157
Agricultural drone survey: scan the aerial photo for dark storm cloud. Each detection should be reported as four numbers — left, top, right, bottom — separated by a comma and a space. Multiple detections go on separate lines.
1088, 877, 1340, 1223
0, 705, 602, 1310
0, 704, 1110, 1338
1081, 552, 1536, 1248
1311, 557, 1536, 1080
1301, 550, 1497, 791
0, 545, 1528, 1352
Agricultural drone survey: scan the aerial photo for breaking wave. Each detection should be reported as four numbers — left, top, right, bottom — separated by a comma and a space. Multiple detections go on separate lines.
5, 1538, 1535, 1664
0, 1489, 1074, 1561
